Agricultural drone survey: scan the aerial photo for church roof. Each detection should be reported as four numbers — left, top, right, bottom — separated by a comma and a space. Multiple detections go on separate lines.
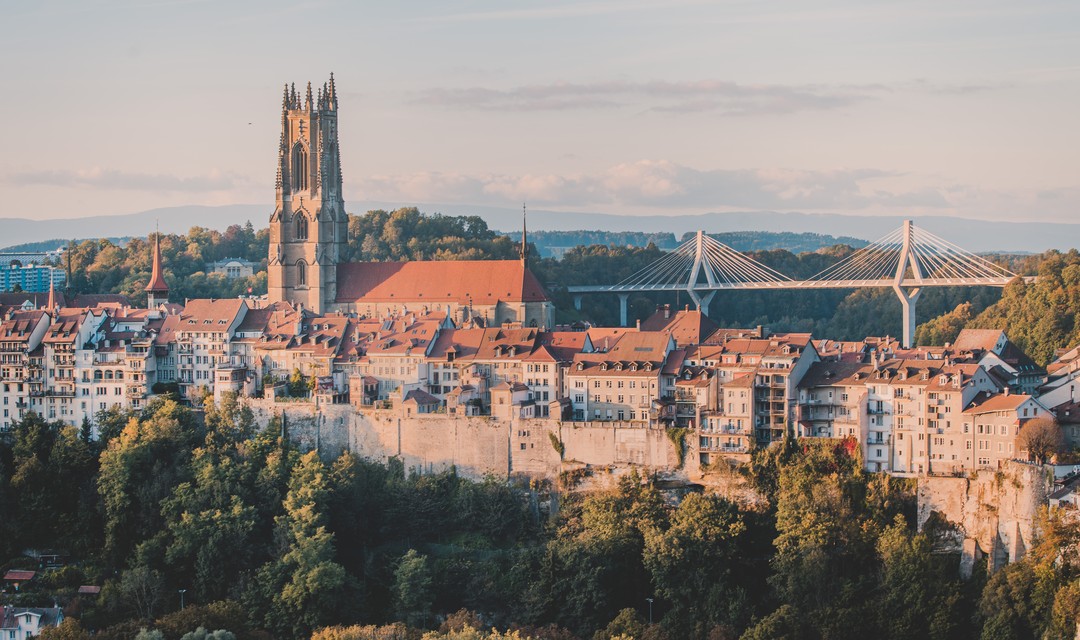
335, 260, 549, 305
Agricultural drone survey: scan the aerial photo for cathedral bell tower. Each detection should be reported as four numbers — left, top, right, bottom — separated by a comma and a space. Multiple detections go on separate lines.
267, 75, 348, 314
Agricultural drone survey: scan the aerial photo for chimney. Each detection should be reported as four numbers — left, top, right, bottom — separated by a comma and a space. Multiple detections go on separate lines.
664, 305, 671, 319
1004, 386, 1010, 396
636, 318, 641, 330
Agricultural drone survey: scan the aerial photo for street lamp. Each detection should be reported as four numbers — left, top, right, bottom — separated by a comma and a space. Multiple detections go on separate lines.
178, 589, 187, 610
646, 597, 654, 624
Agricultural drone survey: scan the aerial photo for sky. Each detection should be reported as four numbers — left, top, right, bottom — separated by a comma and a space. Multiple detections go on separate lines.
2, 0, 1079, 223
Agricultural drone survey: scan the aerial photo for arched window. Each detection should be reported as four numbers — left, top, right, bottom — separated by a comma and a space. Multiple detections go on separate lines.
295, 215, 308, 240
297, 260, 307, 286
291, 143, 308, 191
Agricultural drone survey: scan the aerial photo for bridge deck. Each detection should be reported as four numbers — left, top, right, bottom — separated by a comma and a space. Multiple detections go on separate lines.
566, 276, 1028, 294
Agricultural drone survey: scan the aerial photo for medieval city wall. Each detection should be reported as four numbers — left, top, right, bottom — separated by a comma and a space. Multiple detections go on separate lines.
917, 461, 1053, 573
242, 399, 681, 482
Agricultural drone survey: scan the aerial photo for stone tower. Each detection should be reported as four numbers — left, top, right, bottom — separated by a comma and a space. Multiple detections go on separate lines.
267, 75, 348, 314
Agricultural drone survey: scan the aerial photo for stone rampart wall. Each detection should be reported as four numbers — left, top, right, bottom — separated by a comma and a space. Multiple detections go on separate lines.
243, 400, 679, 481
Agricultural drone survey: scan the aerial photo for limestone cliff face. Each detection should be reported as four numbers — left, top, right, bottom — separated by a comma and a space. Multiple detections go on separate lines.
917, 461, 1053, 572
243, 399, 679, 482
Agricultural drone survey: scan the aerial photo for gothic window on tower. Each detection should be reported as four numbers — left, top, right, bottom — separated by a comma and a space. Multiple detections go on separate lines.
295, 215, 308, 240
291, 143, 308, 191
296, 260, 307, 287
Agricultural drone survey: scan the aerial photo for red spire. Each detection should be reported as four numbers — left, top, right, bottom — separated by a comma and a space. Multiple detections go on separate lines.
46, 273, 58, 309
145, 233, 169, 295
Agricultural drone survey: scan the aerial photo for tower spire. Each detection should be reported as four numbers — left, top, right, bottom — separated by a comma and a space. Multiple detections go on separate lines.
305, 81, 313, 111
46, 269, 57, 310
520, 202, 529, 265
145, 229, 169, 307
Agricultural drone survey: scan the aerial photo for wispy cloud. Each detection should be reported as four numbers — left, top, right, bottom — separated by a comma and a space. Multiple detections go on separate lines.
6, 168, 251, 192
413, 77, 1000, 115
414, 80, 876, 115
353, 160, 950, 212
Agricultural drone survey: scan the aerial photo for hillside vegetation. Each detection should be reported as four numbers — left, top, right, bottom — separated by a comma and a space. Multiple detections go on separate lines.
7, 400, 1080, 639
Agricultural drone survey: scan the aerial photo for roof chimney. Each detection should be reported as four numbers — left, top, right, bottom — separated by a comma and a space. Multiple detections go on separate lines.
636, 318, 641, 330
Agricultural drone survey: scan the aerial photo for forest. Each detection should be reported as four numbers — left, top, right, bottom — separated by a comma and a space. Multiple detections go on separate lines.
2, 397, 1079, 640
39, 207, 1080, 364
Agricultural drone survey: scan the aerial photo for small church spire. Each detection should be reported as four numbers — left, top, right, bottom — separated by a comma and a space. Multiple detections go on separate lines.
46, 270, 58, 310
305, 81, 313, 111
520, 202, 529, 265
145, 229, 169, 308
282, 83, 289, 113
328, 72, 337, 109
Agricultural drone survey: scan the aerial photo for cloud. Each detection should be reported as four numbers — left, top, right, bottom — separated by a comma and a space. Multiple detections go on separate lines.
353, 160, 951, 213
414, 77, 1007, 114
414, 80, 876, 115
6, 167, 251, 192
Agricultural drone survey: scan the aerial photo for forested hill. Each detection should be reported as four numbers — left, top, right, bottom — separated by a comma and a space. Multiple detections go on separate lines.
502, 229, 869, 257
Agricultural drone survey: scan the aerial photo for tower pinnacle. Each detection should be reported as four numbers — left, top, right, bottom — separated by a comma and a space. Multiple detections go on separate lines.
520, 202, 529, 265
145, 231, 169, 308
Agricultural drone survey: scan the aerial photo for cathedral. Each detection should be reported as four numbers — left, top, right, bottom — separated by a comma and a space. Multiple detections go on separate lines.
267, 75, 554, 327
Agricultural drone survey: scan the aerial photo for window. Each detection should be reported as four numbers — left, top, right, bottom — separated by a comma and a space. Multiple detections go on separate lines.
297, 260, 307, 286
291, 143, 308, 190
295, 215, 309, 240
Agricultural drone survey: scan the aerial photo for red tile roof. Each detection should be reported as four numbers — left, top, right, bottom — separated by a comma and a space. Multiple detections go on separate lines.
3, 570, 35, 582
335, 260, 549, 304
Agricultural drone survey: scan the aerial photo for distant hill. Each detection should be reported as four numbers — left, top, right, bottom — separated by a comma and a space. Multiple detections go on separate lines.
1, 238, 130, 253
503, 229, 868, 257
5, 202, 1079, 253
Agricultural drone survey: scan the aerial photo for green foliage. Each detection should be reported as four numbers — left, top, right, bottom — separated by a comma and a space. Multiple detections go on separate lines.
394, 550, 435, 628
15, 397, 1074, 640
62, 222, 267, 304
548, 433, 564, 459
964, 249, 1080, 364
914, 302, 974, 346
346, 209, 520, 263
665, 428, 688, 467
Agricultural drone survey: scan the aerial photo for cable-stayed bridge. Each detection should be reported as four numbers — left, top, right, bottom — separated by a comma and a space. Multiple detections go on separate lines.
566, 221, 1026, 348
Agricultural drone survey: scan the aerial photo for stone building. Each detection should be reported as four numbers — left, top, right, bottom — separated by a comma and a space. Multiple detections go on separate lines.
265, 76, 554, 326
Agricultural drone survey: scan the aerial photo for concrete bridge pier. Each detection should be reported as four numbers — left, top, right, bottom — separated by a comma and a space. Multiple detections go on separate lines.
893, 285, 921, 349
573, 295, 583, 311
618, 293, 629, 327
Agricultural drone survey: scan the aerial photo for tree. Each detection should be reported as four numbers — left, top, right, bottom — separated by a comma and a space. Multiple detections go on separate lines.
37, 619, 92, 640
643, 493, 748, 632
248, 451, 350, 638
119, 566, 168, 620
1018, 417, 1066, 465
394, 549, 434, 628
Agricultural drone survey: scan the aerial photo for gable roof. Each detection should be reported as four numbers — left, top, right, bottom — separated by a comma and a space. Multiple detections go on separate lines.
336, 260, 549, 304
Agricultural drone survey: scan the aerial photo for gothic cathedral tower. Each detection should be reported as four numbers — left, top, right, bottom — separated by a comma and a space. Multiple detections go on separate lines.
267, 75, 348, 314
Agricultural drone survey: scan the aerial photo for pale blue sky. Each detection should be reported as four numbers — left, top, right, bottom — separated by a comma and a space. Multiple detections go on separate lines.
2, 0, 1078, 221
